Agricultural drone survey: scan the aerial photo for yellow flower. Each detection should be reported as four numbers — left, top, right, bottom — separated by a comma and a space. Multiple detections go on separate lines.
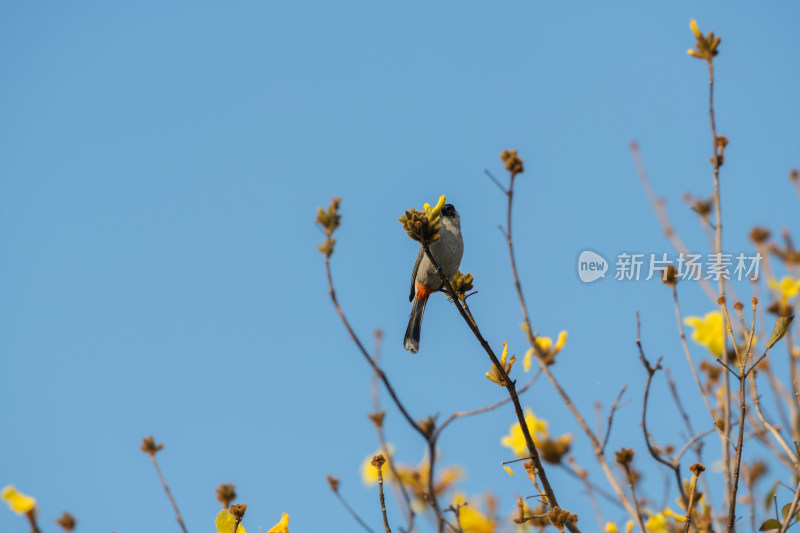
267, 513, 290, 533
523, 331, 567, 371
604, 522, 634, 533
361, 446, 395, 485
686, 18, 721, 61
770, 277, 800, 304
453, 493, 495, 533
684, 311, 724, 357
215, 509, 247, 533
486, 342, 516, 386
503, 465, 514, 476
645, 511, 669, 533
690, 19, 701, 38
423, 195, 446, 222
1, 485, 36, 515
368, 451, 462, 510
501, 407, 548, 457
663, 507, 686, 522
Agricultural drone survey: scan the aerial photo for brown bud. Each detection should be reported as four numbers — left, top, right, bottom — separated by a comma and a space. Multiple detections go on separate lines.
229, 503, 247, 522
749, 227, 771, 244
326, 475, 340, 493
614, 448, 634, 465
662, 265, 678, 286
216, 483, 237, 509
691, 198, 713, 218
56, 512, 77, 532
418, 416, 436, 438
368, 411, 386, 428
500, 149, 524, 176
689, 463, 706, 476
140, 435, 164, 456
371, 454, 386, 470
546, 506, 574, 532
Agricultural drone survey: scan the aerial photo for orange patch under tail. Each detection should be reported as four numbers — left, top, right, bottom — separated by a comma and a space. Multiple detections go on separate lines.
416, 282, 434, 301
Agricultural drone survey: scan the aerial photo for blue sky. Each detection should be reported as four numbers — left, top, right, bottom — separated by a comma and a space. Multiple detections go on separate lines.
2, 2, 799, 532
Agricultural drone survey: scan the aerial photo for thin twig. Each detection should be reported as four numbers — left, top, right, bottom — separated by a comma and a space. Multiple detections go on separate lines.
373, 458, 393, 533
25, 510, 41, 533
715, 357, 738, 378
683, 465, 705, 533
778, 477, 800, 533
743, 416, 792, 470
426, 440, 445, 533
787, 330, 800, 445
762, 359, 794, 444
745, 353, 768, 379
665, 368, 696, 441
326, 257, 449, 529
558, 462, 626, 510
601, 386, 628, 453
434, 370, 541, 439
727, 364, 747, 531
724, 297, 762, 531
483, 169, 507, 194
675, 428, 717, 464
325, 258, 424, 436
372, 329, 383, 408
775, 495, 781, 525
742, 463, 757, 533
445, 504, 465, 533
564, 460, 606, 531
749, 367, 800, 469
149, 455, 189, 533
370, 330, 416, 531
630, 141, 717, 303
705, 59, 735, 527
636, 314, 687, 501
621, 462, 647, 533
460, 295, 479, 329
334, 490, 378, 533
376, 426, 415, 529
672, 286, 718, 423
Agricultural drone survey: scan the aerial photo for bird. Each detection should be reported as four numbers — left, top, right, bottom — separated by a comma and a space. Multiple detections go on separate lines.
404, 203, 464, 353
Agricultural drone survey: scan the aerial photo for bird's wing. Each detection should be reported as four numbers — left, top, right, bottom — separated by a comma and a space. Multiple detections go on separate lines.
409, 246, 424, 301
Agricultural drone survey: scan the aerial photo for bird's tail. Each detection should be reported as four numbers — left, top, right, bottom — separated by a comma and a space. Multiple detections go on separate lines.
403, 294, 429, 353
